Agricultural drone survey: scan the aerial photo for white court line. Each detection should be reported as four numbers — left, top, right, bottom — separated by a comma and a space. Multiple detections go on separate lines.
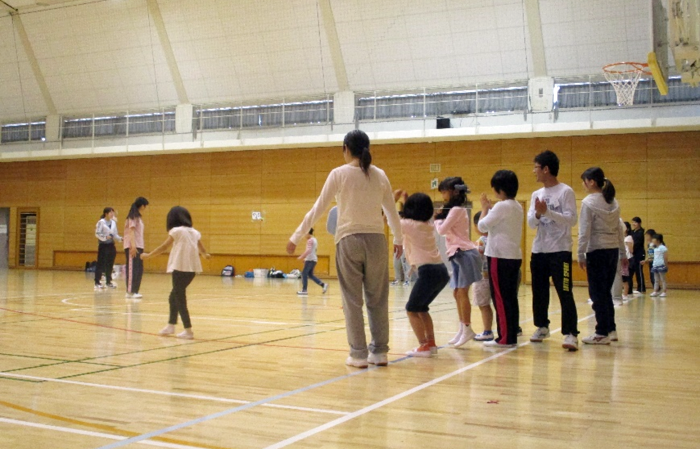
0, 418, 206, 449
0, 372, 348, 416
264, 312, 597, 449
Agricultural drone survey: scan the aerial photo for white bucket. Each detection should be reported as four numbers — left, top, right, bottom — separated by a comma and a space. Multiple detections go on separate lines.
253, 268, 269, 278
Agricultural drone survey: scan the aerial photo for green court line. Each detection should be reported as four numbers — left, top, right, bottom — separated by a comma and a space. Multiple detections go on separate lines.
0, 352, 74, 362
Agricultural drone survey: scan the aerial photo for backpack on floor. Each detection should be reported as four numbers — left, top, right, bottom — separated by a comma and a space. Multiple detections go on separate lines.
244, 270, 255, 278
221, 265, 235, 277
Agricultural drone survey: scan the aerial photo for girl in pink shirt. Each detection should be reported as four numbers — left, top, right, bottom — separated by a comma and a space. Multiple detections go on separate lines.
400, 192, 450, 357
434, 177, 483, 348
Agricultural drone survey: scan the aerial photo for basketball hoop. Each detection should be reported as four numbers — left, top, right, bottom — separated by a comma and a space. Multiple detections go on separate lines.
603, 62, 652, 106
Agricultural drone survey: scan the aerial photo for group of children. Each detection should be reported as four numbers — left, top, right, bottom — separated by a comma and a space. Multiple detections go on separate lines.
621, 223, 669, 300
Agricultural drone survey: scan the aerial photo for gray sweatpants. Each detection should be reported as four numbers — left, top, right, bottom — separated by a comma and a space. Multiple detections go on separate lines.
336, 233, 390, 359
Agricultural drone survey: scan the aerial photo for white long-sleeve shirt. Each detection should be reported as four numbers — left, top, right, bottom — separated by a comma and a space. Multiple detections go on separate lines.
290, 164, 402, 246
95, 218, 122, 244
527, 183, 577, 254
477, 199, 523, 260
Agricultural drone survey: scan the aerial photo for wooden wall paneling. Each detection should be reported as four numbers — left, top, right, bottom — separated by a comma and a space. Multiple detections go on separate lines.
27, 180, 65, 207
0, 181, 29, 205
614, 198, 648, 224
211, 174, 262, 205
107, 156, 152, 178
65, 180, 108, 207
211, 149, 263, 176
436, 140, 502, 168
210, 205, 262, 235
65, 158, 108, 179
64, 206, 100, 235
179, 175, 212, 206
106, 177, 153, 207
26, 160, 66, 182
38, 233, 61, 268
209, 234, 261, 255
314, 147, 342, 173
39, 207, 64, 234
261, 203, 312, 236
149, 177, 181, 205
62, 233, 97, 251
372, 142, 435, 172
571, 134, 647, 164
185, 205, 212, 235
149, 154, 184, 178
501, 138, 539, 165
646, 131, 700, 160
646, 199, 696, 239
259, 234, 297, 255
261, 175, 317, 205
0, 162, 28, 182
649, 159, 700, 199
181, 153, 212, 178
262, 148, 316, 174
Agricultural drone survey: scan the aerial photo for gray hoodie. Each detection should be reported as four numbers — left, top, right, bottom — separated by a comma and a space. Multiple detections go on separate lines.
577, 193, 625, 260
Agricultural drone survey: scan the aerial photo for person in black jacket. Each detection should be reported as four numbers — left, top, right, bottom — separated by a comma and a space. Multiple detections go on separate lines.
630, 217, 646, 293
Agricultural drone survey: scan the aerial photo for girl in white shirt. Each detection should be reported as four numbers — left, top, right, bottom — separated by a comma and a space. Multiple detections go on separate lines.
400, 192, 450, 358
477, 170, 523, 348
142, 206, 210, 340
287, 130, 402, 368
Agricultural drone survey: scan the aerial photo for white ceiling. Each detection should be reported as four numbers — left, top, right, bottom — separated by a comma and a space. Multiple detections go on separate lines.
0, 0, 653, 122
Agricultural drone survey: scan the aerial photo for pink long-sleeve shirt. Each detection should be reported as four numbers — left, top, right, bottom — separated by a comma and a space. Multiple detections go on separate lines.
434, 207, 476, 257
400, 219, 443, 267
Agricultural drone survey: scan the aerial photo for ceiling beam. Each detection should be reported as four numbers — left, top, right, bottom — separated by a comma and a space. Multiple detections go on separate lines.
523, 0, 548, 77
318, 0, 349, 91
10, 12, 57, 115
145, 0, 188, 104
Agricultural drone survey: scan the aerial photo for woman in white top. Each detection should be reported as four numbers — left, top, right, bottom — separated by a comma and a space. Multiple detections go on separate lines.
142, 206, 210, 340
94, 207, 122, 290
287, 130, 403, 368
477, 170, 523, 348
577, 167, 627, 345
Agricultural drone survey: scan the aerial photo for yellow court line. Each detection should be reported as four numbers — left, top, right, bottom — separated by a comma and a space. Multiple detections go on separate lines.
0, 399, 232, 449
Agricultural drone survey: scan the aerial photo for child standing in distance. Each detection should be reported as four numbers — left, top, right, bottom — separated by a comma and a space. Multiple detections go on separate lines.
649, 234, 668, 297
623, 222, 634, 300
141, 206, 210, 340
399, 192, 450, 357
472, 211, 495, 341
477, 170, 523, 348
124, 197, 149, 299
296, 228, 329, 296
287, 130, 402, 369
640, 229, 657, 292
94, 207, 122, 290
578, 167, 627, 345
434, 177, 483, 348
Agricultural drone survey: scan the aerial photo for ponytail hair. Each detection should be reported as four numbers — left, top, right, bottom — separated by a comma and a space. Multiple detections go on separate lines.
101, 207, 114, 219
343, 130, 372, 177
652, 233, 665, 246
581, 167, 615, 204
127, 196, 149, 220
435, 176, 469, 220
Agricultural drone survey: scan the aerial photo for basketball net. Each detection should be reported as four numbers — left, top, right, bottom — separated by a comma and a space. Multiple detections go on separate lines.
603, 62, 650, 106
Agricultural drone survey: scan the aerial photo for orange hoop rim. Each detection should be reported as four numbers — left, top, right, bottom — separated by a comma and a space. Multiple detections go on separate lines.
603, 61, 652, 75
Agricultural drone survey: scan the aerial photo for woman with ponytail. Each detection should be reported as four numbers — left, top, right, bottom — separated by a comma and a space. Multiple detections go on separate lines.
287, 130, 403, 368
578, 167, 627, 345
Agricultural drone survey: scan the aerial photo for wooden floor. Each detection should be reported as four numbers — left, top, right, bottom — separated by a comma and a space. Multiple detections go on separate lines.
1, 269, 699, 449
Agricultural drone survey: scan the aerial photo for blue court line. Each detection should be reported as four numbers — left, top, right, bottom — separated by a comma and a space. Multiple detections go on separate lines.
96, 355, 412, 449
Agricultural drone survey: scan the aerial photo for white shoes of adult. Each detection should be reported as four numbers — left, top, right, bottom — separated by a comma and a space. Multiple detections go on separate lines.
562, 334, 579, 351
159, 325, 175, 336
345, 356, 369, 368
367, 352, 388, 366
177, 329, 194, 339
452, 325, 476, 348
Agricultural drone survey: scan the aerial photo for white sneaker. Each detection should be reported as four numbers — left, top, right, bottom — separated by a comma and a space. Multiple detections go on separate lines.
159, 325, 175, 336
367, 353, 388, 366
587, 298, 593, 304
94, 284, 104, 291
106, 282, 117, 289
562, 334, 579, 351
296, 291, 308, 296
483, 340, 516, 348
650, 291, 659, 297
453, 325, 476, 347
390, 280, 400, 286
582, 334, 611, 345
177, 329, 194, 339
530, 327, 550, 342
622, 295, 630, 302
474, 330, 495, 341
660, 292, 667, 297
125, 293, 133, 299
346, 356, 369, 368
131, 293, 143, 299
447, 324, 464, 345
406, 345, 433, 358
403, 281, 410, 287
613, 298, 623, 306
609, 330, 618, 342
322, 283, 329, 294
633, 290, 641, 295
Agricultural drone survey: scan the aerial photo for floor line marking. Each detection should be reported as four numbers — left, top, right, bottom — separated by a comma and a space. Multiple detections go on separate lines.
0, 372, 348, 416
264, 311, 603, 449
0, 418, 207, 449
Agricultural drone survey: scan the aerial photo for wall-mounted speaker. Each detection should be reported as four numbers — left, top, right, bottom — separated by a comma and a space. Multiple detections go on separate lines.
436, 117, 450, 129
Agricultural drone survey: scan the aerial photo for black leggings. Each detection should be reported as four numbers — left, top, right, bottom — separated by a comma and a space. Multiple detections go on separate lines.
95, 243, 116, 284
124, 248, 144, 294
586, 249, 618, 336
169, 271, 196, 328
